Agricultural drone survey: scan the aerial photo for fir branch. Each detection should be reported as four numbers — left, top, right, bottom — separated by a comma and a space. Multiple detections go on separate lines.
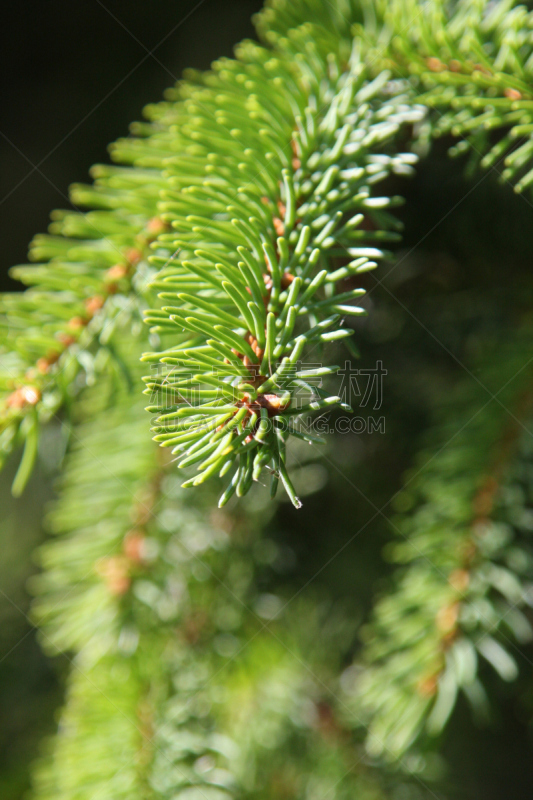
29, 356, 386, 799
343, 328, 533, 759
365, 0, 533, 190
140, 26, 422, 507
30, 357, 240, 799
30, 356, 159, 657
0, 165, 167, 493
31, 653, 155, 800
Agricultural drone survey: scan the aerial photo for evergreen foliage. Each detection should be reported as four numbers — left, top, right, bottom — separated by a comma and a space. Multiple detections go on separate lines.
2, 0, 533, 797
368, 0, 533, 190
347, 329, 533, 758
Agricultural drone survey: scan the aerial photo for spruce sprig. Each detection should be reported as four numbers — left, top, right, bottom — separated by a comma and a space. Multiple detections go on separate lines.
0, 167, 166, 494
368, 0, 533, 190
141, 30, 422, 507
344, 329, 533, 759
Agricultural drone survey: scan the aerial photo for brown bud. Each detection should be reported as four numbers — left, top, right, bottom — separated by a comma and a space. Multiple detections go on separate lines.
436, 602, 459, 634
417, 674, 438, 698
281, 272, 295, 289
123, 530, 146, 564
36, 358, 51, 375
448, 568, 470, 593
47, 350, 61, 366
96, 556, 130, 596
57, 333, 77, 348
426, 57, 445, 72
6, 385, 41, 410
125, 247, 144, 265
68, 316, 86, 330
241, 392, 291, 417
106, 263, 129, 282
262, 393, 290, 412
85, 295, 105, 317
146, 216, 168, 237
504, 87, 522, 100
273, 217, 285, 236
248, 335, 264, 360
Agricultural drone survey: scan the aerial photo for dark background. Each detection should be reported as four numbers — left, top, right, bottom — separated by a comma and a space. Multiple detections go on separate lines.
0, 0, 262, 290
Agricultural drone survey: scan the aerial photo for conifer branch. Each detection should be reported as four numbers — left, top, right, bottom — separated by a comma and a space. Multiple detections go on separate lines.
344, 329, 533, 759
30, 351, 239, 798
2, 1, 533, 793
140, 26, 422, 507
29, 341, 397, 798
364, 0, 533, 190
0, 167, 167, 493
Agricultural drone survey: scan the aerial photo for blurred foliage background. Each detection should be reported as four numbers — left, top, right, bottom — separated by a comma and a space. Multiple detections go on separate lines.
2, 2, 533, 798
0, 2, 262, 795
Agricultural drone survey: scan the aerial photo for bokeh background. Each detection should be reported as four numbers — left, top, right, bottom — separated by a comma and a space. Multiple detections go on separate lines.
2, 2, 533, 798
0, 2, 262, 795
